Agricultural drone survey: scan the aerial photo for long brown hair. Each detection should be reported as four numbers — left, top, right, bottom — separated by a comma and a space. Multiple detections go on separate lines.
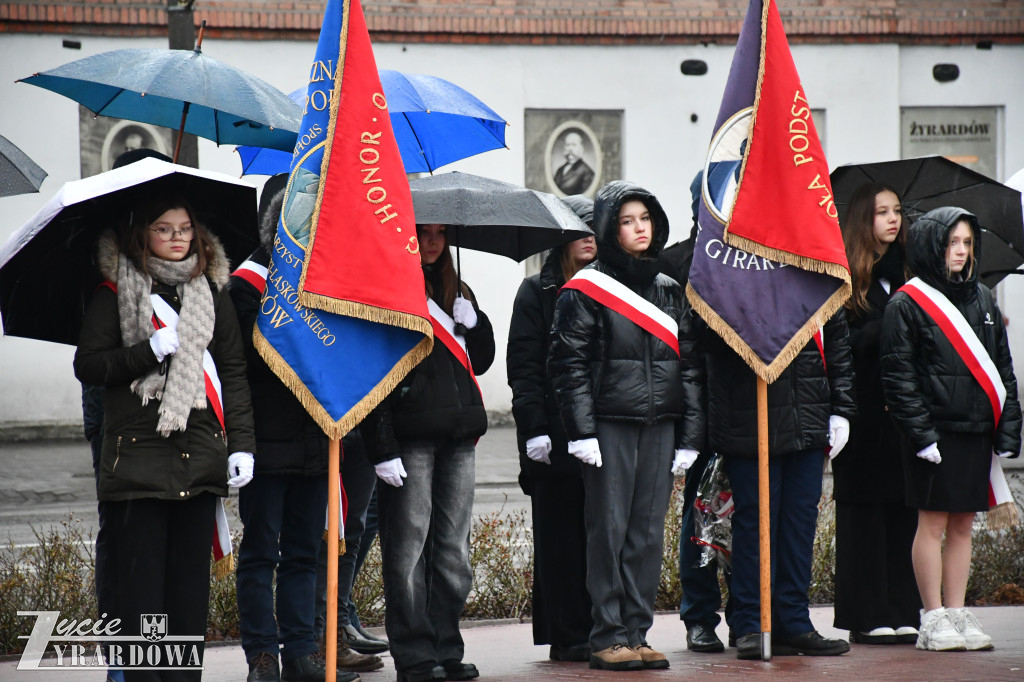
119, 193, 213, 278
417, 224, 471, 314
841, 182, 905, 314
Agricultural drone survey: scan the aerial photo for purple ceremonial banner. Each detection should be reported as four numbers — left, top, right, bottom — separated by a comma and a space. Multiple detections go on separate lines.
686, 0, 850, 383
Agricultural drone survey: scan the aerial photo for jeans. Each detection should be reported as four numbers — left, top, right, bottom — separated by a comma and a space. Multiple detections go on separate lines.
584, 420, 674, 651
237, 473, 327, 663
378, 440, 475, 671
314, 438, 377, 640
725, 449, 823, 637
678, 450, 730, 629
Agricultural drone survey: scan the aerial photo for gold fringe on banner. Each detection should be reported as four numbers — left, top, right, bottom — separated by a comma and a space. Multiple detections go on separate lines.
298, 292, 434, 337
686, 280, 851, 385
322, 531, 348, 555
254, 324, 432, 440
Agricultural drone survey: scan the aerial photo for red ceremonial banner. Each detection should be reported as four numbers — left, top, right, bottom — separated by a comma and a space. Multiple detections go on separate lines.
725, 0, 848, 276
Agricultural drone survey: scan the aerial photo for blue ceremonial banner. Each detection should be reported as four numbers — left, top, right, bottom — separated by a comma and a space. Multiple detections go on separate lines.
686, 0, 850, 383
254, 0, 432, 438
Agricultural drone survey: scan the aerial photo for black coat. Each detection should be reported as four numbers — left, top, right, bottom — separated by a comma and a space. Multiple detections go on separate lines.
365, 287, 495, 464
831, 246, 906, 503
507, 249, 581, 482
548, 181, 705, 449
228, 248, 329, 476
704, 310, 856, 459
74, 235, 256, 502
881, 207, 1021, 455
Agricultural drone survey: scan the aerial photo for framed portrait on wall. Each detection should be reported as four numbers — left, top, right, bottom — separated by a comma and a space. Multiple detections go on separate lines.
79, 105, 175, 178
525, 109, 622, 198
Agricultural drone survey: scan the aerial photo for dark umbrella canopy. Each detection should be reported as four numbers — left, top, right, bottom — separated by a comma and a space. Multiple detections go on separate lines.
19, 46, 301, 154
408, 172, 593, 262
831, 156, 1024, 286
0, 158, 258, 346
0, 135, 47, 198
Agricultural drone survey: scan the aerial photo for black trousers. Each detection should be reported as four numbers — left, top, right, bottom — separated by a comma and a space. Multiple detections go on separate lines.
833, 500, 921, 632
105, 493, 216, 682
530, 475, 593, 647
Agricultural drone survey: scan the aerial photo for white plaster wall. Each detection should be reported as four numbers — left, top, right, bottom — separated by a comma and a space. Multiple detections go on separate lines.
1, 31, 1023, 428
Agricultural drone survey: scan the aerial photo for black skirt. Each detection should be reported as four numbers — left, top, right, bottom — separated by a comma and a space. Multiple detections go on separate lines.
902, 430, 992, 512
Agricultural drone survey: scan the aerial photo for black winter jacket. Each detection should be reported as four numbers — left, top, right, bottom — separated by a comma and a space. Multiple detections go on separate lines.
548, 181, 705, 449
508, 249, 582, 482
365, 285, 495, 464
881, 207, 1021, 455
704, 310, 856, 459
228, 248, 329, 476
74, 232, 256, 502
832, 245, 906, 502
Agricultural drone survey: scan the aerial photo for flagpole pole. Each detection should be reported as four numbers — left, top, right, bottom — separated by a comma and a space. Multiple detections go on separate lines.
757, 376, 772, 661
326, 437, 341, 681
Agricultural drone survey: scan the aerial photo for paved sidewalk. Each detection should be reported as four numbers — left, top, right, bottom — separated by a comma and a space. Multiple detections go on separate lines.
3, 605, 1023, 680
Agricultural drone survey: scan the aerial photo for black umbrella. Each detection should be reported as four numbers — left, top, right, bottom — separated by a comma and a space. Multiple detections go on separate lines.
0, 157, 257, 346
0, 134, 47, 198
831, 156, 1024, 286
408, 171, 593, 262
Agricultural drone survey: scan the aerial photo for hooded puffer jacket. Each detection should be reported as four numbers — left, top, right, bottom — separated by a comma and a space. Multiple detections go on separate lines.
881, 207, 1021, 454
547, 181, 704, 449
507, 196, 594, 484
74, 231, 256, 502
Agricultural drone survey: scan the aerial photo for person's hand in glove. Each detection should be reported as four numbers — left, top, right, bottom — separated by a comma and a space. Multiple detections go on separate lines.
149, 327, 180, 362
452, 295, 479, 330
827, 415, 850, 460
916, 442, 941, 464
568, 438, 602, 467
227, 452, 254, 488
671, 448, 699, 475
375, 457, 408, 487
526, 435, 552, 465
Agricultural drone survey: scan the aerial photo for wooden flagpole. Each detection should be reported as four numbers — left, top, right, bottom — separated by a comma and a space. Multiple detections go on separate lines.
326, 437, 341, 680
757, 377, 772, 660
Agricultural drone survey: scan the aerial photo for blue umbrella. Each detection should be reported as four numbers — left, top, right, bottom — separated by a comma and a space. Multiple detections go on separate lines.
19, 28, 301, 162
235, 70, 507, 176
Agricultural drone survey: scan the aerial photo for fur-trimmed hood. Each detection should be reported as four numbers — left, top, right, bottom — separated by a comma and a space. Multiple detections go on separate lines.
96, 228, 231, 290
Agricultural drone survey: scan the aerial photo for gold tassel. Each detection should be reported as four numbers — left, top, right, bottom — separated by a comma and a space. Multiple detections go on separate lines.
986, 501, 1021, 531
321, 531, 347, 555
212, 553, 235, 579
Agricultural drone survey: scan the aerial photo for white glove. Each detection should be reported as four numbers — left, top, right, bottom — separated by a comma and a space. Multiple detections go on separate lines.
526, 435, 552, 465
671, 448, 699, 475
827, 415, 850, 460
568, 438, 602, 467
375, 457, 408, 487
227, 452, 254, 488
997, 450, 1015, 458
452, 296, 478, 330
917, 442, 941, 464
149, 327, 180, 362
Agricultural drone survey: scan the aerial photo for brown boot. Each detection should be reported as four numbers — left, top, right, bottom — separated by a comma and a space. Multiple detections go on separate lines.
589, 644, 643, 671
634, 644, 669, 669
318, 637, 385, 672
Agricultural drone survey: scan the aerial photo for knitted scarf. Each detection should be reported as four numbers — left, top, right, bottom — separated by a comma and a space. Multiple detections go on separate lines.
117, 253, 215, 436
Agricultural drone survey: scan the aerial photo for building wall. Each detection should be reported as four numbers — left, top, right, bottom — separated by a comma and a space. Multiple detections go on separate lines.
2, 32, 1022, 430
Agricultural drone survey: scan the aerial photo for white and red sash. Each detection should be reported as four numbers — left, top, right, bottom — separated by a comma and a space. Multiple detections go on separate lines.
899, 277, 1014, 512
150, 293, 234, 574
561, 268, 679, 356
232, 258, 268, 294
427, 298, 482, 398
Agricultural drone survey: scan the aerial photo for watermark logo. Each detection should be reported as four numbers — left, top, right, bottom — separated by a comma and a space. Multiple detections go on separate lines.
16, 611, 204, 672
141, 615, 167, 642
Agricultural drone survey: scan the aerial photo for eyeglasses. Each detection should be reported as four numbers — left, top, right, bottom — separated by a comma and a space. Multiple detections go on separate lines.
149, 225, 195, 241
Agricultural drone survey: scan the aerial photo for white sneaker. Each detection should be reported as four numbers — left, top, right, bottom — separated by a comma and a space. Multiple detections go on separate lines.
949, 608, 994, 651
916, 608, 967, 651
893, 626, 919, 644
